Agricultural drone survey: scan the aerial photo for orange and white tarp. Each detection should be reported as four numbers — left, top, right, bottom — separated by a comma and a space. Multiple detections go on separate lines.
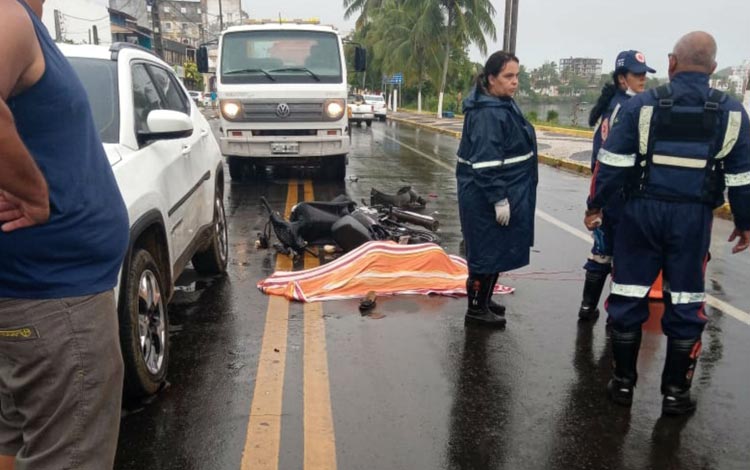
257, 241, 514, 302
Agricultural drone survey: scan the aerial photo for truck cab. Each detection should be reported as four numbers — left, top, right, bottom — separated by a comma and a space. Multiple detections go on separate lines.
199, 20, 365, 180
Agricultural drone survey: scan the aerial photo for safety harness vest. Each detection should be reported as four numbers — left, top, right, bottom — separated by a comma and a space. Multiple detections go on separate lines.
628, 84, 741, 205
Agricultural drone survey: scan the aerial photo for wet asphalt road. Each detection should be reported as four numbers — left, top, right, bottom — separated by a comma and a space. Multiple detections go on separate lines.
115, 120, 750, 470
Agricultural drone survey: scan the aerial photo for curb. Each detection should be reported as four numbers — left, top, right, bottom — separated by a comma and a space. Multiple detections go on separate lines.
386, 114, 735, 223
533, 124, 594, 139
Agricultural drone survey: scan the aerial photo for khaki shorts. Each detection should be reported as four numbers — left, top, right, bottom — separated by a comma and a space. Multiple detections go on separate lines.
0, 291, 124, 470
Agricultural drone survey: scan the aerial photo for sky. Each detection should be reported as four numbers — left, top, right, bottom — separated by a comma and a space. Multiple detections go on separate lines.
237, 0, 750, 77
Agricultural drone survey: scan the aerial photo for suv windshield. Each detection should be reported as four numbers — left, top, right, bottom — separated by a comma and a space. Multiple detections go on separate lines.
67, 58, 120, 144
221, 30, 342, 84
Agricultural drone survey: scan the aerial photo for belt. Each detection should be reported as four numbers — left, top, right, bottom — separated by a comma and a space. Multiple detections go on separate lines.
457, 151, 533, 169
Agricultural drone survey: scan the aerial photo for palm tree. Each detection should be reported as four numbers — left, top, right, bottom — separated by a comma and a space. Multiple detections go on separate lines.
368, 0, 443, 111
410, 0, 496, 118
343, 0, 388, 28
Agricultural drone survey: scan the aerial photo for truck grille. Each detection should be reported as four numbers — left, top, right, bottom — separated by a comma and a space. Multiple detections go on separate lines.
239, 99, 329, 122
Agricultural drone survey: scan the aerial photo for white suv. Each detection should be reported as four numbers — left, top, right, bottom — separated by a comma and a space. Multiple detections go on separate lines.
364, 94, 387, 121
62, 43, 229, 399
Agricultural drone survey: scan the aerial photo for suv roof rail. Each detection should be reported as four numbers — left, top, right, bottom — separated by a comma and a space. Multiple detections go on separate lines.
110, 42, 160, 61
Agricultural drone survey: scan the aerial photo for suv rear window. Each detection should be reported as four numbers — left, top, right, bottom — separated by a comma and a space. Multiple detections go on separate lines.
67, 58, 120, 144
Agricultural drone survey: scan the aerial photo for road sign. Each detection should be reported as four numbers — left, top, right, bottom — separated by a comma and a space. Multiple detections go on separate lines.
388, 73, 403, 85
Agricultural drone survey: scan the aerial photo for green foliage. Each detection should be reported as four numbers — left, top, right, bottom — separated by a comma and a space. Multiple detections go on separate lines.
525, 111, 538, 122
183, 61, 204, 90
546, 110, 559, 123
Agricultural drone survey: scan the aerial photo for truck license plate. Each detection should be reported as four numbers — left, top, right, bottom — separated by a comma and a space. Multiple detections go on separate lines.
271, 142, 299, 154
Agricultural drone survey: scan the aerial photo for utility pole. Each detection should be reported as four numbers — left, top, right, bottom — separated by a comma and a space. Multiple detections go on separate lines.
218, 0, 224, 30
151, 0, 164, 58
54, 9, 63, 42
503, 0, 519, 54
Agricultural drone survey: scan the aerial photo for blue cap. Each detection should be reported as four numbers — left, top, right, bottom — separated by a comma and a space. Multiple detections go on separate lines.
615, 50, 656, 74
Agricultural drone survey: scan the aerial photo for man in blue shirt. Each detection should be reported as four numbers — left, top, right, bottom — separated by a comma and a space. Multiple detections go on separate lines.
0, 1, 129, 468
585, 31, 750, 415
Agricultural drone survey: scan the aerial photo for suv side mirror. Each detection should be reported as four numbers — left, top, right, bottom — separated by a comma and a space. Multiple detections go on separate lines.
197, 46, 209, 73
354, 47, 367, 72
138, 110, 194, 145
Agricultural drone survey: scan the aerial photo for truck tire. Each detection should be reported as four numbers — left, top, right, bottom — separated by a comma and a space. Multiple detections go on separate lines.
324, 155, 347, 180
366, 120, 372, 127
120, 248, 169, 399
192, 186, 229, 275
228, 156, 244, 181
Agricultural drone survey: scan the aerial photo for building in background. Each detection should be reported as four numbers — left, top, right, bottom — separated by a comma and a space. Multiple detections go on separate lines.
109, 0, 151, 29
109, 8, 153, 49
41, 0, 112, 45
559, 57, 603, 81
159, 0, 204, 47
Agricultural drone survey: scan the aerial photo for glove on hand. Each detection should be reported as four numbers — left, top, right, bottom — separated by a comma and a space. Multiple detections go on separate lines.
494, 199, 510, 226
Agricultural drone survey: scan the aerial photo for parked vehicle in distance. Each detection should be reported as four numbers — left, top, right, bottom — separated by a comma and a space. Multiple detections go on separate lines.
63, 42, 229, 400
188, 90, 206, 106
364, 94, 386, 121
348, 93, 374, 127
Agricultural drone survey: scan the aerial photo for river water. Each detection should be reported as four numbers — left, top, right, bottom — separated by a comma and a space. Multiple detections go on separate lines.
518, 101, 595, 127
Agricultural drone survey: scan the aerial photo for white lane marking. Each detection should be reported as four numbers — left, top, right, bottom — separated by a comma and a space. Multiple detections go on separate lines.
377, 129, 750, 326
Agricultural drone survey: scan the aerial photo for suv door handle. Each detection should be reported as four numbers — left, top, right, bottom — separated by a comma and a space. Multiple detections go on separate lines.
200, 129, 209, 139
181, 144, 192, 156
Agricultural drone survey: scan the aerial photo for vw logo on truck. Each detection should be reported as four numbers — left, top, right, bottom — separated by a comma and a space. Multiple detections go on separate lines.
276, 103, 291, 118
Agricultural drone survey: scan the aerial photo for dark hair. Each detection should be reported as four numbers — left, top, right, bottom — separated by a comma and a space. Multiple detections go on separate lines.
474, 51, 520, 93
588, 69, 627, 126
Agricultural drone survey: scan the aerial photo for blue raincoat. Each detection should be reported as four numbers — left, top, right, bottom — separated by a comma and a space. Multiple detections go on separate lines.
456, 87, 539, 273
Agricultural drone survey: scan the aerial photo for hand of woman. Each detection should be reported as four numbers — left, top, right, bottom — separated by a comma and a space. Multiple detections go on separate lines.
495, 199, 510, 226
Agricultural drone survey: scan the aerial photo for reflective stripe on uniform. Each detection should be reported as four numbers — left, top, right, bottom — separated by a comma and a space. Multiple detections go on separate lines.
611, 282, 651, 298
670, 291, 706, 305
725, 171, 750, 187
652, 154, 707, 169
456, 151, 533, 169
639, 106, 654, 155
715, 111, 742, 160
610, 103, 622, 126
597, 149, 636, 167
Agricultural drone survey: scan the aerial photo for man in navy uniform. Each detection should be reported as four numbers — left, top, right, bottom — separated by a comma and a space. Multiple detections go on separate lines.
585, 31, 750, 415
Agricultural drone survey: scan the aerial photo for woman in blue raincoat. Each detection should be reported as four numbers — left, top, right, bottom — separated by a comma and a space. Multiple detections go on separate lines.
456, 51, 538, 328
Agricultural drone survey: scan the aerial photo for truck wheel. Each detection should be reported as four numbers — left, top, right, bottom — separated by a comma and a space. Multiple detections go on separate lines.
228, 156, 244, 181
324, 155, 347, 180
192, 186, 228, 275
120, 248, 169, 399
366, 120, 372, 127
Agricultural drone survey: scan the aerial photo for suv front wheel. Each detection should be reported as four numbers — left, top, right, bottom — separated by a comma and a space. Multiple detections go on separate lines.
120, 248, 169, 399
192, 187, 229, 274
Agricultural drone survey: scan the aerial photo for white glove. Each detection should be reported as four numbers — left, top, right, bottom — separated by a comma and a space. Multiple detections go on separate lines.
494, 199, 510, 226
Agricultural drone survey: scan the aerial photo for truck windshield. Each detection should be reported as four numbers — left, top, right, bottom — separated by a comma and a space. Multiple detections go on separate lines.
221, 30, 342, 84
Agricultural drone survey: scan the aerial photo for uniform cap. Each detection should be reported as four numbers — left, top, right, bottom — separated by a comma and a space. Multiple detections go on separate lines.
615, 50, 656, 74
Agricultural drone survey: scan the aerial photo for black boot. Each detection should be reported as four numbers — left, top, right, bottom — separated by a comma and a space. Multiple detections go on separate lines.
465, 274, 506, 328
487, 273, 506, 317
607, 329, 642, 406
661, 337, 701, 416
578, 270, 608, 321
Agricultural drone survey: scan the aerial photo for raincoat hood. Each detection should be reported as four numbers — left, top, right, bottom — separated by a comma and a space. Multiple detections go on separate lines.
462, 86, 513, 113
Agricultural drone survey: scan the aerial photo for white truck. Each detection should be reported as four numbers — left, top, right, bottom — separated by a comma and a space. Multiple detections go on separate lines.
198, 20, 366, 180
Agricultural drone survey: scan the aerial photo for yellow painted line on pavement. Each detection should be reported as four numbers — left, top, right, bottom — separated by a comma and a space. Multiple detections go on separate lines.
301, 178, 337, 469
241, 180, 298, 470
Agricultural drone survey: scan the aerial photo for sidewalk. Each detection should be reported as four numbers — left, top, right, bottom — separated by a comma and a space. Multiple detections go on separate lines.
387, 109, 733, 220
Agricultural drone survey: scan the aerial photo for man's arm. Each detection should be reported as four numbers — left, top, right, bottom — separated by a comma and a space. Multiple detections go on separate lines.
722, 108, 750, 253
0, 2, 49, 232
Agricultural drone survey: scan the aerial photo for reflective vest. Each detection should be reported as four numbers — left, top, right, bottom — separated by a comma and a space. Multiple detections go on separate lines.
630, 84, 740, 205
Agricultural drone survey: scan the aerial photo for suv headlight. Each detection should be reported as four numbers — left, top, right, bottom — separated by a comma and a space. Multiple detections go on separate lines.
324, 99, 345, 119
220, 99, 243, 120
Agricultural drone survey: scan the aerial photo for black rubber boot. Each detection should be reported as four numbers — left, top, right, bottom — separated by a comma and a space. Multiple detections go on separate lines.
607, 329, 642, 406
487, 273, 506, 317
578, 270, 608, 321
661, 337, 701, 416
465, 274, 506, 328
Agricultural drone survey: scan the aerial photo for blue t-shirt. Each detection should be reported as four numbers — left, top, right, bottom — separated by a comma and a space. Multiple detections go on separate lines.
0, 2, 129, 299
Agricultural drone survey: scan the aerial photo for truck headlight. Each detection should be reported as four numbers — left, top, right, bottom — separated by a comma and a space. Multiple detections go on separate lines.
220, 100, 243, 120
324, 99, 345, 119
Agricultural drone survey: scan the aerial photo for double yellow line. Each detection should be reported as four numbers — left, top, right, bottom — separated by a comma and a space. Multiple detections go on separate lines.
241, 179, 337, 470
